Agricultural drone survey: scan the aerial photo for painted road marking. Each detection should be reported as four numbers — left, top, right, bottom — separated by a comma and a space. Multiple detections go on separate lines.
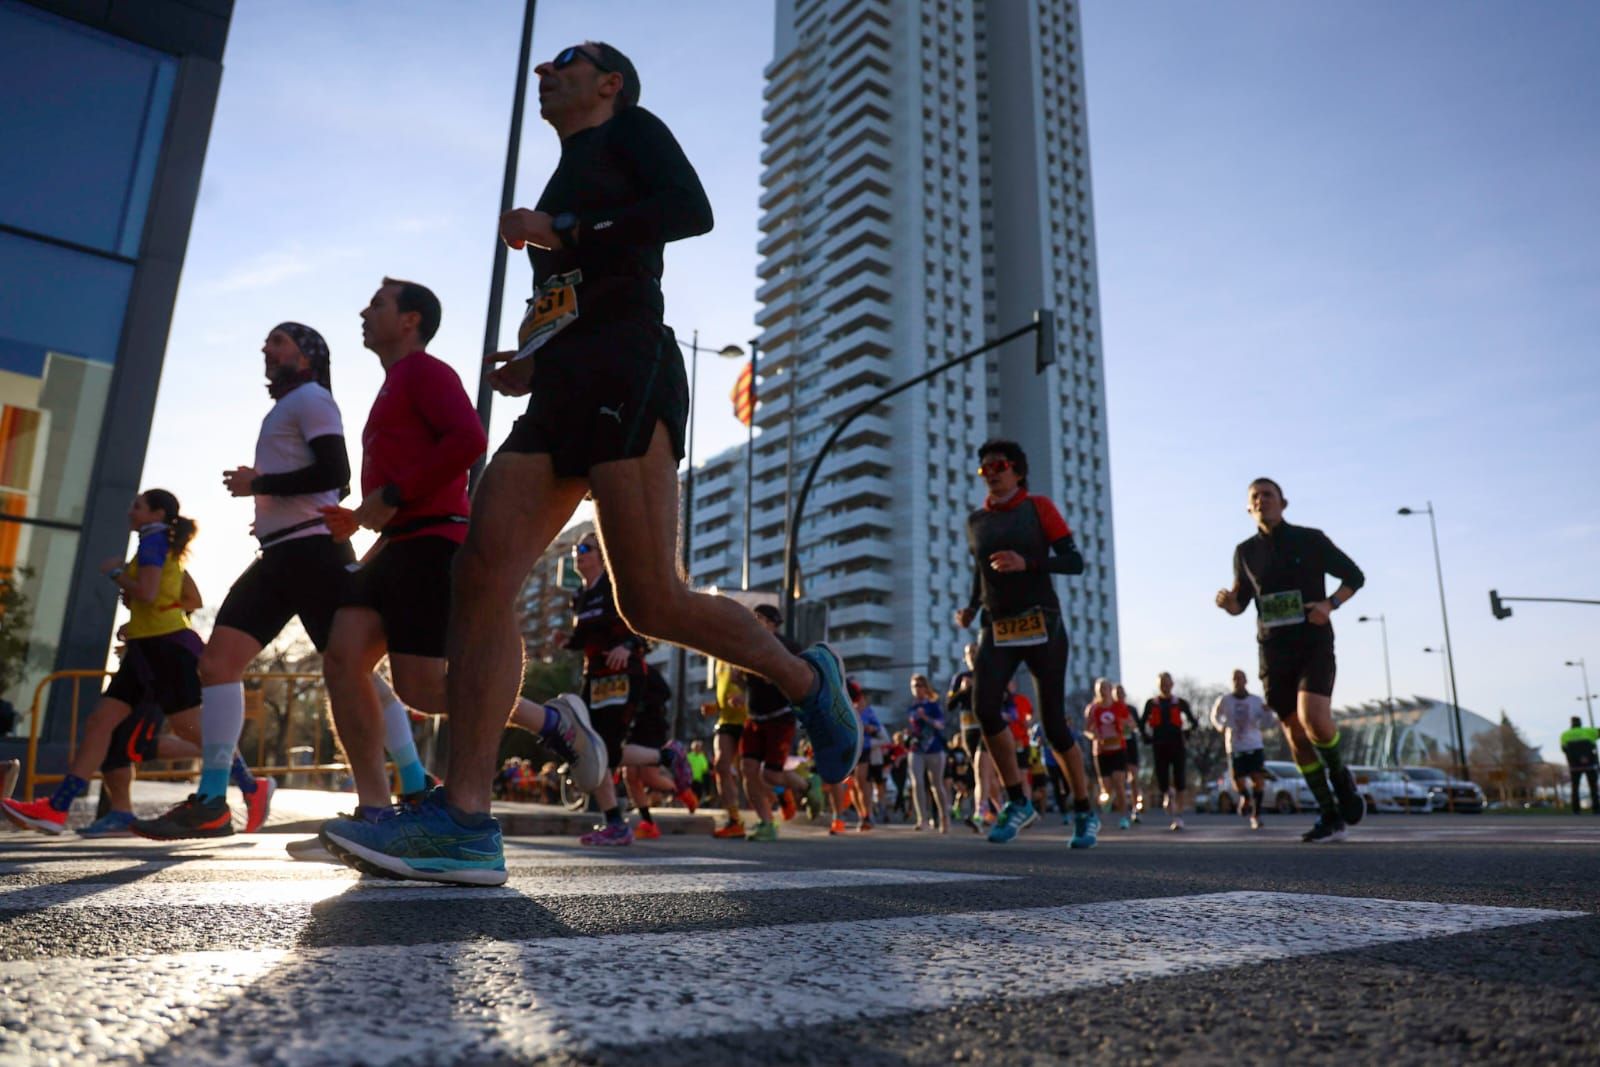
0, 853, 757, 876
0, 866, 1001, 911
0, 891, 1579, 1066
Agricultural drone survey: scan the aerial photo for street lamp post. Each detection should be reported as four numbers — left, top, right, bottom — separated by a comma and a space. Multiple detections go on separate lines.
1358, 614, 1396, 765
1566, 658, 1596, 729
673, 331, 744, 732
1399, 503, 1469, 781
1421, 644, 1462, 772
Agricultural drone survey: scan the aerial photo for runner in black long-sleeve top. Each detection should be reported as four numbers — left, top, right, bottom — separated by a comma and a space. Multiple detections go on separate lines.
351, 41, 861, 884
955, 440, 1098, 847
1216, 477, 1366, 843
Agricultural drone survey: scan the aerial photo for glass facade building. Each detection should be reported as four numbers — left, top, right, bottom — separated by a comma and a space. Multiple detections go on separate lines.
0, 0, 231, 753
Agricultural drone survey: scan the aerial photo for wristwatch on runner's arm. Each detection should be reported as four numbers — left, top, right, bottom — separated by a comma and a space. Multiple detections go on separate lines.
552, 212, 579, 249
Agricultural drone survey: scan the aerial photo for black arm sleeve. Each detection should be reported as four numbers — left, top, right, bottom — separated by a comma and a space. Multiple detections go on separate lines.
250, 435, 350, 497
580, 108, 713, 248
966, 559, 983, 615
1183, 700, 1199, 730
1321, 531, 1366, 592
1035, 535, 1085, 575
1232, 545, 1255, 610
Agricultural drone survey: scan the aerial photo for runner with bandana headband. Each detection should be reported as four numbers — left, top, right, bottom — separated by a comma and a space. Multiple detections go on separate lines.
134, 322, 353, 840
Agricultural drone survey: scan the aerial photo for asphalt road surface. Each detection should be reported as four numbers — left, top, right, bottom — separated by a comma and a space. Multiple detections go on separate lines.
2, 813, 1597, 1065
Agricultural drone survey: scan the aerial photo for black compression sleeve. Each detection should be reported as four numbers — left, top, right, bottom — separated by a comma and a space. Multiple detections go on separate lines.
1035, 535, 1085, 575
1232, 546, 1255, 609
1320, 531, 1366, 592
966, 561, 982, 615
250, 435, 350, 496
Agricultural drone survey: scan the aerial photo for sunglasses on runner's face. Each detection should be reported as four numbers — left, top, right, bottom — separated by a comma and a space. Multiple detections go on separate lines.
553, 46, 614, 73
573, 542, 596, 556
977, 460, 1014, 476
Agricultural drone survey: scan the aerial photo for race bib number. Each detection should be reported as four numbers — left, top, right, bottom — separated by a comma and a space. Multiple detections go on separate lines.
590, 674, 630, 709
993, 608, 1048, 647
1259, 589, 1306, 629
514, 270, 582, 360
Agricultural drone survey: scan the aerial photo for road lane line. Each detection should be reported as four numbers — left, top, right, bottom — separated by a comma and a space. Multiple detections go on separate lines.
0, 853, 757, 876
0, 890, 1580, 1066
0, 866, 1001, 910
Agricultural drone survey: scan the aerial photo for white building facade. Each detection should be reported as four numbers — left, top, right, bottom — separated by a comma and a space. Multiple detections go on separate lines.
682, 0, 1118, 703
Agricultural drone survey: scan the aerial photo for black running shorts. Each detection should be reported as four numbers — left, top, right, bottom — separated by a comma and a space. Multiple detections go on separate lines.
1259, 629, 1336, 720
341, 535, 458, 658
1124, 734, 1140, 767
216, 535, 356, 652
1231, 749, 1267, 777
498, 318, 688, 478
103, 634, 201, 716
1096, 749, 1127, 776
1153, 741, 1187, 793
626, 700, 670, 750
101, 704, 162, 772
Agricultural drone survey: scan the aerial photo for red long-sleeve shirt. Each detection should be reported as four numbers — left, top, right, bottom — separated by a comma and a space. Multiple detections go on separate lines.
361, 351, 487, 544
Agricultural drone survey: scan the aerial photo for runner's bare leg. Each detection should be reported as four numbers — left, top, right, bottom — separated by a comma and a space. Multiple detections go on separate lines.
444, 453, 588, 813
588, 423, 814, 699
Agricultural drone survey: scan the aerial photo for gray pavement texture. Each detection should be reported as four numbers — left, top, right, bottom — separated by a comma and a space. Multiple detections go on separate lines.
1, 813, 1597, 1066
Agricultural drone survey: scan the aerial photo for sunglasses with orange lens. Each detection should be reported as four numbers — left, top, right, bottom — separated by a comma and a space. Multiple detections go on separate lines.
977, 459, 1014, 476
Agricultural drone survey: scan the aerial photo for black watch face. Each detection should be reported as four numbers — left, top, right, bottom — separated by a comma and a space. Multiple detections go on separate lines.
555, 213, 576, 230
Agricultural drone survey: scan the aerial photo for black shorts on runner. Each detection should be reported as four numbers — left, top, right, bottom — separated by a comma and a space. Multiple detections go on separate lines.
215, 534, 356, 652
715, 722, 745, 742
498, 318, 688, 478
103, 635, 201, 716
1096, 749, 1127, 776
1153, 742, 1186, 793
626, 700, 670, 750
342, 534, 458, 658
963, 724, 983, 756
101, 704, 162, 772
1259, 630, 1336, 719
1124, 734, 1140, 767
1231, 749, 1267, 777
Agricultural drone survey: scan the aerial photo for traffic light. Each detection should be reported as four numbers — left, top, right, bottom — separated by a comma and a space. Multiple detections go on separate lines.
1489, 589, 1512, 620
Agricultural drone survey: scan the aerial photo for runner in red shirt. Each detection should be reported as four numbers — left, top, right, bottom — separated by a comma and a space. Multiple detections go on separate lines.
1085, 678, 1133, 830
319, 280, 604, 870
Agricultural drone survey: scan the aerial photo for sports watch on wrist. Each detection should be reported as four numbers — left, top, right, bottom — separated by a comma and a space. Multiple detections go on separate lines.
552, 211, 579, 249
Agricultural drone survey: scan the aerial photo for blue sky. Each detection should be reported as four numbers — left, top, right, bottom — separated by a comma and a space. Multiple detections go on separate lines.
148, 1, 1598, 757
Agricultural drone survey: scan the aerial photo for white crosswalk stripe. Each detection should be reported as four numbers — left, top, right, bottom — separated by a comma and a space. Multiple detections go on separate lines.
0, 846, 1584, 1067
0, 867, 1002, 910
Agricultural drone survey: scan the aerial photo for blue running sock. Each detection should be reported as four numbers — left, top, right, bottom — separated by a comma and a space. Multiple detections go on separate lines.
230, 753, 258, 794
375, 673, 426, 795
49, 774, 89, 812
198, 683, 246, 800
536, 703, 564, 742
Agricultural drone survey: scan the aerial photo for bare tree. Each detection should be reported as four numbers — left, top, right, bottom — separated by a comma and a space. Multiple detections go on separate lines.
1469, 712, 1539, 803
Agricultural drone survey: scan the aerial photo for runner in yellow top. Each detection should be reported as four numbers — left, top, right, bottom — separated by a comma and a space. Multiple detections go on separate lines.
704, 659, 749, 836
3, 490, 208, 836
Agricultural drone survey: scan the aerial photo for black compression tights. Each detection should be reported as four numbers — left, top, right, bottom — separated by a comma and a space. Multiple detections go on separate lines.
972, 618, 1076, 755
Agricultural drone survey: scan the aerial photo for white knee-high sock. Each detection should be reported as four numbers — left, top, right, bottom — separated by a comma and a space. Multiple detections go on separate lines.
198, 683, 246, 800
373, 672, 425, 794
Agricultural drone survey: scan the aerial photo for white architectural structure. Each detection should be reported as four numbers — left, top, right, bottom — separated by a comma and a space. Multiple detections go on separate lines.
682, 0, 1118, 703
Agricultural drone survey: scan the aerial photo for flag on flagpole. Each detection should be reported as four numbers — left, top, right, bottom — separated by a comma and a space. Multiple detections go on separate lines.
731, 360, 755, 426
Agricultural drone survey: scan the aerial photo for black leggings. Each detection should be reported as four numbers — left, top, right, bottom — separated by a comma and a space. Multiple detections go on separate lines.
973, 614, 1076, 755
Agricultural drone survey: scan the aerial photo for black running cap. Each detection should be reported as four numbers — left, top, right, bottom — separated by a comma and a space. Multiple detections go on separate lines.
753, 603, 782, 624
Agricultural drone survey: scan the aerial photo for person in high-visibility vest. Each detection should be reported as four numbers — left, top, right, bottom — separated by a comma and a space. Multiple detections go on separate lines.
1560, 716, 1599, 814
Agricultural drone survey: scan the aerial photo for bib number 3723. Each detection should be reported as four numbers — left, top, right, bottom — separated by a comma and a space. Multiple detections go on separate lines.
514, 270, 582, 361
590, 674, 630, 709
993, 609, 1049, 647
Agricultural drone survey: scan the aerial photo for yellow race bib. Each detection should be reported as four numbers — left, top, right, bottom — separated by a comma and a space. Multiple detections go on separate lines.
993, 608, 1048, 647
514, 270, 582, 360
590, 673, 630, 709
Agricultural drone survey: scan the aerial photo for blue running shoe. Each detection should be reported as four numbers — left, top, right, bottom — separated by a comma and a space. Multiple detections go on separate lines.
320, 787, 506, 886
987, 799, 1038, 843
1069, 810, 1098, 849
79, 810, 138, 838
795, 643, 863, 785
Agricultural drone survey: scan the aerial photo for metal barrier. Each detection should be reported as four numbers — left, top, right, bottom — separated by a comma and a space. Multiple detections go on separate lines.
20, 669, 346, 801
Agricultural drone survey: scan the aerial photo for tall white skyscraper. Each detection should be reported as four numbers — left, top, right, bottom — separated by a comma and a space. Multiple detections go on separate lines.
683, 0, 1118, 702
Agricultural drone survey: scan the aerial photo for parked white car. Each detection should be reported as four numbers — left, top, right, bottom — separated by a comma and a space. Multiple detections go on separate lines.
1351, 765, 1432, 814
1202, 760, 1317, 815
1401, 765, 1486, 813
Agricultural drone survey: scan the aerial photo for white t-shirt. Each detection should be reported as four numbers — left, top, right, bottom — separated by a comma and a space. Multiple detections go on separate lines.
1210, 692, 1272, 754
252, 383, 344, 542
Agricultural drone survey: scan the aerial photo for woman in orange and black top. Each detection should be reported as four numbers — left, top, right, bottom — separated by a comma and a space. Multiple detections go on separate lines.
954, 439, 1097, 847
